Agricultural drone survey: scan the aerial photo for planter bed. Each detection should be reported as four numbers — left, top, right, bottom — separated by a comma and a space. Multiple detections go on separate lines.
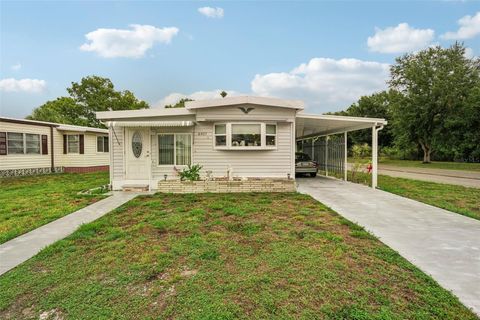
157, 178, 296, 193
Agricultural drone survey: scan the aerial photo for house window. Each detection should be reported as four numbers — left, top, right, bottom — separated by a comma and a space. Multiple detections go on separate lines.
7, 132, 24, 154
231, 124, 261, 147
214, 124, 226, 146
26, 134, 40, 154
213, 123, 277, 149
266, 124, 276, 146
67, 135, 80, 153
97, 136, 109, 153
158, 133, 191, 166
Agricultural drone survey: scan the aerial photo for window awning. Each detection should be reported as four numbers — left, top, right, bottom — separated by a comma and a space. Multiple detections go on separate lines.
107, 121, 195, 127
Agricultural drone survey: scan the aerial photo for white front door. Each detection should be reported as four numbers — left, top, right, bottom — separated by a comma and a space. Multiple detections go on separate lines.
126, 128, 150, 180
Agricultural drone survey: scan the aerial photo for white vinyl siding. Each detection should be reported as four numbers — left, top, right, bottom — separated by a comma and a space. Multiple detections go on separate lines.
111, 126, 124, 179
54, 131, 109, 168
0, 121, 50, 170
194, 121, 293, 178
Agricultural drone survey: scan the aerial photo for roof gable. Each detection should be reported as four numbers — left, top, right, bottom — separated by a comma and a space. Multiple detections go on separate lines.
185, 96, 304, 110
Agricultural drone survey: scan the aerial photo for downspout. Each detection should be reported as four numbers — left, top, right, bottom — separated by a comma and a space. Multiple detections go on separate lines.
50, 126, 55, 172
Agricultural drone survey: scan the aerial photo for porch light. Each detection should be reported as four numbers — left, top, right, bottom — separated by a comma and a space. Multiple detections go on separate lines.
164, 174, 167, 181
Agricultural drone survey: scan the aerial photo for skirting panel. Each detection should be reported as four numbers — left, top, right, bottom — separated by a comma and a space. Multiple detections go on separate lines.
0, 167, 63, 178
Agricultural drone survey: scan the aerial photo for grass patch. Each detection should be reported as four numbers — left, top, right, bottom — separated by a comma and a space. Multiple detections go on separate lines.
0, 172, 109, 244
0, 193, 475, 319
348, 171, 480, 221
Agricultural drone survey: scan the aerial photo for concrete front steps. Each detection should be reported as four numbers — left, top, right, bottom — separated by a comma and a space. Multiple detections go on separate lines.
121, 184, 149, 192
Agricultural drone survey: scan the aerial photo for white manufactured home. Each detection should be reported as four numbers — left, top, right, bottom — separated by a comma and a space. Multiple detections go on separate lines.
96, 96, 386, 192
0, 117, 110, 177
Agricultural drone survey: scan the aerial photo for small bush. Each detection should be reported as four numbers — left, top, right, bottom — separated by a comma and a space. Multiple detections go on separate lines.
177, 164, 202, 181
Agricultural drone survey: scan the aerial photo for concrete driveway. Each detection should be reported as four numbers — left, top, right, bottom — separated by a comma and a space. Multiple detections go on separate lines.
297, 176, 480, 316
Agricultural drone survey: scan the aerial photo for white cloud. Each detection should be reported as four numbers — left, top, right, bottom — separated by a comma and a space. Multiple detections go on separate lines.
367, 23, 435, 53
198, 7, 224, 18
464, 47, 475, 58
0, 78, 47, 93
80, 24, 179, 58
251, 58, 390, 112
155, 90, 241, 107
441, 12, 480, 40
11, 63, 22, 71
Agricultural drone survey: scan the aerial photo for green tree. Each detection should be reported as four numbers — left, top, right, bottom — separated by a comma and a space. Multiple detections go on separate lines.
27, 97, 89, 126
220, 91, 227, 98
389, 43, 480, 163
28, 76, 149, 128
341, 91, 397, 148
165, 98, 193, 108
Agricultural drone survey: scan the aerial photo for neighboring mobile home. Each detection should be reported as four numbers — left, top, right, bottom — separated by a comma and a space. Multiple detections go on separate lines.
0, 117, 109, 177
96, 96, 386, 191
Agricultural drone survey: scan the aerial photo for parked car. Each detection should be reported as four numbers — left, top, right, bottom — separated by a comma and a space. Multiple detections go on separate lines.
295, 152, 318, 177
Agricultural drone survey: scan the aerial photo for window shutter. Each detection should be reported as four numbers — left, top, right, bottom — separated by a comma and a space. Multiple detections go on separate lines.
79, 135, 84, 154
0, 132, 6, 155
63, 135, 67, 154
41, 135, 48, 155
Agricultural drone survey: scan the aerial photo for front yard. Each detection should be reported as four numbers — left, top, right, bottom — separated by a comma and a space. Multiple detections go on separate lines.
0, 193, 475, 319
0, 172, 109, 244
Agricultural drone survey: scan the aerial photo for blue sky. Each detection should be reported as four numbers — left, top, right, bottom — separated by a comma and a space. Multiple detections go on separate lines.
1, 1, 479, 118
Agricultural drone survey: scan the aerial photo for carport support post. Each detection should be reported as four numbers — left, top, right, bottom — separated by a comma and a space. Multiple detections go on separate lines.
344, 132, 347, 181
325, 136, 328, 177
372, 126, 378, 189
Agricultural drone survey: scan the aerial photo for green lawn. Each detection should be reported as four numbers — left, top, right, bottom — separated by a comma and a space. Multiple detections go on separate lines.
0, 172, 109, 244
348, 172, 480, 220
0, 193, 475, 319
379, 159, 480, 171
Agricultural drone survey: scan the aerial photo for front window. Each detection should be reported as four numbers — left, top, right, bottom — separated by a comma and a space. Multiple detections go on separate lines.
158, 133, 191, 166
97, 136, 109, 153
26, 134, 40, 154
266, 124, 276, 146
213, 123, 277, 149
214, 124, 226, 146
67, 135, 79, 153
7, 132, 24, 154
231, 124, 261, 147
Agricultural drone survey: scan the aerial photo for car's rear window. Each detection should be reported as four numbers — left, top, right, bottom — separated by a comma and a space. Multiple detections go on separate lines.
296, 153, 311, 161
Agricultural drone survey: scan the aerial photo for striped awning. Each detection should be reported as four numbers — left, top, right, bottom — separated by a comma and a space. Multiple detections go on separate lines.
108, 121, 194, 127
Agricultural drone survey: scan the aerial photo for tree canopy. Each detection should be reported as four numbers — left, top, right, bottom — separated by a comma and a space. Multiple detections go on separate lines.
28, 76, 149, 128
165, 98, 194, 108
389, 43, 480, 162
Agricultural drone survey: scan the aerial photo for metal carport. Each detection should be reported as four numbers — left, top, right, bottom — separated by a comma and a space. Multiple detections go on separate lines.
295, 113, 387, 188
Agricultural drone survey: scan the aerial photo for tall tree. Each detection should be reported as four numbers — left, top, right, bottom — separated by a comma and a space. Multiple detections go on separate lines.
27, 97, 89, 126
28, 76, 149, 128
341, 90, 397, 148
389, 43, 480, 163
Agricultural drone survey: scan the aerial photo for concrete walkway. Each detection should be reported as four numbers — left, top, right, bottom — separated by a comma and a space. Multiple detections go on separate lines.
0, 192, 139, 276
297, 177, 480, 316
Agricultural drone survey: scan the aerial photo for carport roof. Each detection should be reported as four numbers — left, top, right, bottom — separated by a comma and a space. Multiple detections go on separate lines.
296, 113, 387, 139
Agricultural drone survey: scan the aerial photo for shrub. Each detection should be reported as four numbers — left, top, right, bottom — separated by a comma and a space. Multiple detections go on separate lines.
177, 164, 202, 181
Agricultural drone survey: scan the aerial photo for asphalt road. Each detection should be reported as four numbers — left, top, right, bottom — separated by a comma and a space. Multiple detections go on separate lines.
349, 164, 480, 188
